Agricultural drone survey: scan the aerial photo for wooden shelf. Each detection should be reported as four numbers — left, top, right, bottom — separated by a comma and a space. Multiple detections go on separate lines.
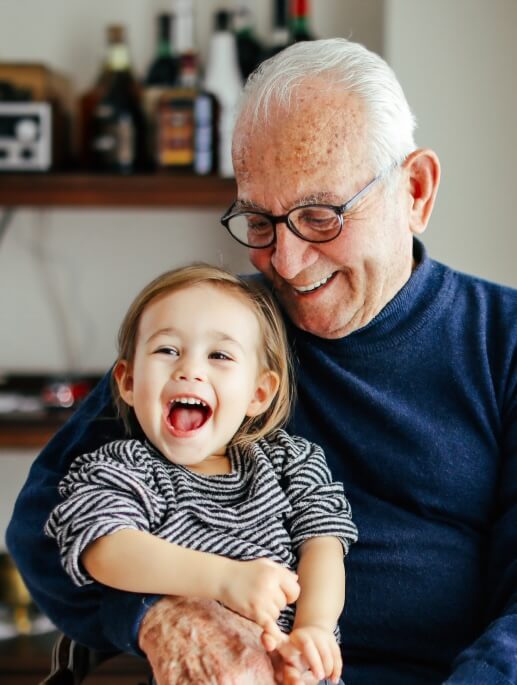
0, 420, 64, 450
0, 173, 236, 208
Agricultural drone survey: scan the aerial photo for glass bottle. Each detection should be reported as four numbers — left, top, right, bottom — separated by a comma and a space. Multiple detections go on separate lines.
91, 25, 145, 173
203, 9, 243, 178
145, 14, 180, 87
143, 13, 181, 168
233, 3, 264, 79
173, 0, 199, 88
290, 0, 315, 42
263, 0, 291, 59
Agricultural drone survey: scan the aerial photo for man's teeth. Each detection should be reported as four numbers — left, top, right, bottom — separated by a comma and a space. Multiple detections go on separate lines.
173, 397, 207, 407
294, 274, 333, 293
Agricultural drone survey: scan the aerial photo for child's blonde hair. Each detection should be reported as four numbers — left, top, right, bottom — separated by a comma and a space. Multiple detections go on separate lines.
111, 263, 294, 449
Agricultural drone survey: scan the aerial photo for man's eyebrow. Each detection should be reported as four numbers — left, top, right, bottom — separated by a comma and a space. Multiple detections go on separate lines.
233, 192, 341, 213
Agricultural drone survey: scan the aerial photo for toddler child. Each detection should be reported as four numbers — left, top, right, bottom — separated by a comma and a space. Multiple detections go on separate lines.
45, 263, 358, 684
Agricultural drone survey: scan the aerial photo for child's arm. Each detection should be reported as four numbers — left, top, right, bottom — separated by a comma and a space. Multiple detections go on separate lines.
82, 528, 299, 643
269, 535, 345, 684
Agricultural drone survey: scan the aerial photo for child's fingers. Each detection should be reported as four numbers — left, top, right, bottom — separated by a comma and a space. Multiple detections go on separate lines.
280, 570, 300, 604
261, 617, 285, 651
330, 640, 343, 682
289, 634, 324, 681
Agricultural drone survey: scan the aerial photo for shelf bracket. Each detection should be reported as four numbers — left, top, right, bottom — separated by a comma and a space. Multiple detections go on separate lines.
0, 208, 16, 245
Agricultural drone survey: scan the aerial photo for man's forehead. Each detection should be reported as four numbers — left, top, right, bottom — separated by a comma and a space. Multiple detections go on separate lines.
233, 90, 368, 203
234, 91, 366, 169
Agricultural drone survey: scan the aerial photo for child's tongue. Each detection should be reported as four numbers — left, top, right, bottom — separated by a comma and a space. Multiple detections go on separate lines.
169, 405, 205, 432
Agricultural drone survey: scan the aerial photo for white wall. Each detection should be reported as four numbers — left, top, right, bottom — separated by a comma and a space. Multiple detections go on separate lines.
385, 0, 516, 287
0, 0, 383, 374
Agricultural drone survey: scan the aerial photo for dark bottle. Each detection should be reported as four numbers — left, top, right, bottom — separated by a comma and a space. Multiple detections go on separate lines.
263, 0, 291, 59
78, 58, 110, 169
145, 14, 180, 87
290, 0, 315, 42
233, 4, 264, 79
91, 25, 145, 173
143, 14, 181, 167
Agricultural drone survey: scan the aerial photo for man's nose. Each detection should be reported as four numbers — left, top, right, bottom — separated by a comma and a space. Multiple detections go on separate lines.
271, 223, 319, 280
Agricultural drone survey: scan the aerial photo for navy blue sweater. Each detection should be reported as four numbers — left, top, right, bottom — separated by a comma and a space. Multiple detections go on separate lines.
7, 241, 517, 684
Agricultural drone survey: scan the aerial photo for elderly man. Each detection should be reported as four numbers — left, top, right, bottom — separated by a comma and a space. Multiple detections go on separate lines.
7, 39, 517, 685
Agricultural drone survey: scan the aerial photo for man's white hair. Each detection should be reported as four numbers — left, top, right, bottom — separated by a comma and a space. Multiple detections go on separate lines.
236, 38, 417, 174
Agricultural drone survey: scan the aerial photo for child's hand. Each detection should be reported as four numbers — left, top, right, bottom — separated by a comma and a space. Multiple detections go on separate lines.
220, 558, 300, 643
277, 625, 342, 684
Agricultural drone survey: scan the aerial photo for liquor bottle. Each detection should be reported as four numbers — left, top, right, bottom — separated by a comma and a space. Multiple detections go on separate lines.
263, 0, 291, 59
233, 3, 264, 79
173, 0, 198, 88
145, 14, 180, 87
78, 53, 110, 169
203, 9, 243, 178
193, 90, 218, 176
90, 25, 145, 173
143, 13, 181, 167
290, 0, 315, 42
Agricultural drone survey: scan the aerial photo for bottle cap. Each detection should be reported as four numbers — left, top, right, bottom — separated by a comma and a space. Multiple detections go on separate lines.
215, 10, 231, 32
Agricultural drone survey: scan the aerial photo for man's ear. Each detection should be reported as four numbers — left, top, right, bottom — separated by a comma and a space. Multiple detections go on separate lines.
246, 370, 280, 418
113, 360, 135, 407
402, 148, 441, 236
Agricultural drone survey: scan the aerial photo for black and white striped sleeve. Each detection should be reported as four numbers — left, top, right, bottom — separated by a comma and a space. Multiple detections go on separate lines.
269, 431, 358, 554
45, 440, 167, 586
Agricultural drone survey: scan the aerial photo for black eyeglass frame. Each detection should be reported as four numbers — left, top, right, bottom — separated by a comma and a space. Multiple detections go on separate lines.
220, 162, 398, 249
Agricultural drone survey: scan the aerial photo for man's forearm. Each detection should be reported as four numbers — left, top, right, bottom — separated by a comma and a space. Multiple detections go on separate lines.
139, 596, 276, 685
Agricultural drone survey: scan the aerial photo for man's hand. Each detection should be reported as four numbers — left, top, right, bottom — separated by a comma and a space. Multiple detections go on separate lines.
139, 596, 277, 684
219, 558, 300, 644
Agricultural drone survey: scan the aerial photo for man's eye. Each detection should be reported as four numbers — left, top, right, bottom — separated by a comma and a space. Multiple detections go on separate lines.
299, 210, 336, 229
247, 216, 271, 233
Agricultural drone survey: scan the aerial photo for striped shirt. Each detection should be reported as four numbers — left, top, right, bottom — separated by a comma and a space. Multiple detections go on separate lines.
46, 428, 358, 635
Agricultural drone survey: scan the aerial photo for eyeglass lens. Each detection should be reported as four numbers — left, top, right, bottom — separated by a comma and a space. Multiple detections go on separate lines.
227, 206, 342, 247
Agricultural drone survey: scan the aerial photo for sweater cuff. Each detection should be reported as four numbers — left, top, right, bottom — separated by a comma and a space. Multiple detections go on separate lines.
444, 659, 515, 685
100, 589, 162, 656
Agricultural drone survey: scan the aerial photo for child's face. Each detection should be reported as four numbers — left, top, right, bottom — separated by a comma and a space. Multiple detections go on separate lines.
115, 283, 278, 467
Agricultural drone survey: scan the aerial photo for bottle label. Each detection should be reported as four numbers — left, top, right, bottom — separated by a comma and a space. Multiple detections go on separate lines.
157, 93, 195, 167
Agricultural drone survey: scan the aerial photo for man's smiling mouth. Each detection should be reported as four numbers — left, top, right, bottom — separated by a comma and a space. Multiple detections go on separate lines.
291, 272, 337, 294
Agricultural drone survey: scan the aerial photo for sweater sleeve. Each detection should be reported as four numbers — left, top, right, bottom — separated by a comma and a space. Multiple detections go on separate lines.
445, 350, 517, 685
5, 372, 161, 655
274, 431, 359, 554
45, 440, 167, 586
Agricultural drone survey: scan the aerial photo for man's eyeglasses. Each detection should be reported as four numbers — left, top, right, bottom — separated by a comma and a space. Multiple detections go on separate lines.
220, 163, 398, 249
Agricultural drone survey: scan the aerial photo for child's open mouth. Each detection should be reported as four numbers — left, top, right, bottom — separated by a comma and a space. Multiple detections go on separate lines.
167, 397, 212, 434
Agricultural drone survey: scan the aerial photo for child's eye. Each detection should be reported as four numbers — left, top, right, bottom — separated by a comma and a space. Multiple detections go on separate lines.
209, 351, 233, 361
154, 346, 179, 356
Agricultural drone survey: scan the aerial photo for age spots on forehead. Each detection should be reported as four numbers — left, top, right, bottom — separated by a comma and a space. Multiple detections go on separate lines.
233, 87, 368, 185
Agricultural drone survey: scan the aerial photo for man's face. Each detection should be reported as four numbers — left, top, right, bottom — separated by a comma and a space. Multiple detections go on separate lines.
232, 87, 415, 339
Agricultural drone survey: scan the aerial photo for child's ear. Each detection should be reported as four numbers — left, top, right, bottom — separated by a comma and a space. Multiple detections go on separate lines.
113, 360, 135, 406
246, 370, 280, 418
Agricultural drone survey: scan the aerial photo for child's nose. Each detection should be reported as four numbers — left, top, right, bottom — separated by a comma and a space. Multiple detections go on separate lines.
173, 358, 206, 382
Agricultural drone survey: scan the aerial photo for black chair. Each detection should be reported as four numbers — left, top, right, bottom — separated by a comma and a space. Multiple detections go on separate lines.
38, 632, 152, 685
